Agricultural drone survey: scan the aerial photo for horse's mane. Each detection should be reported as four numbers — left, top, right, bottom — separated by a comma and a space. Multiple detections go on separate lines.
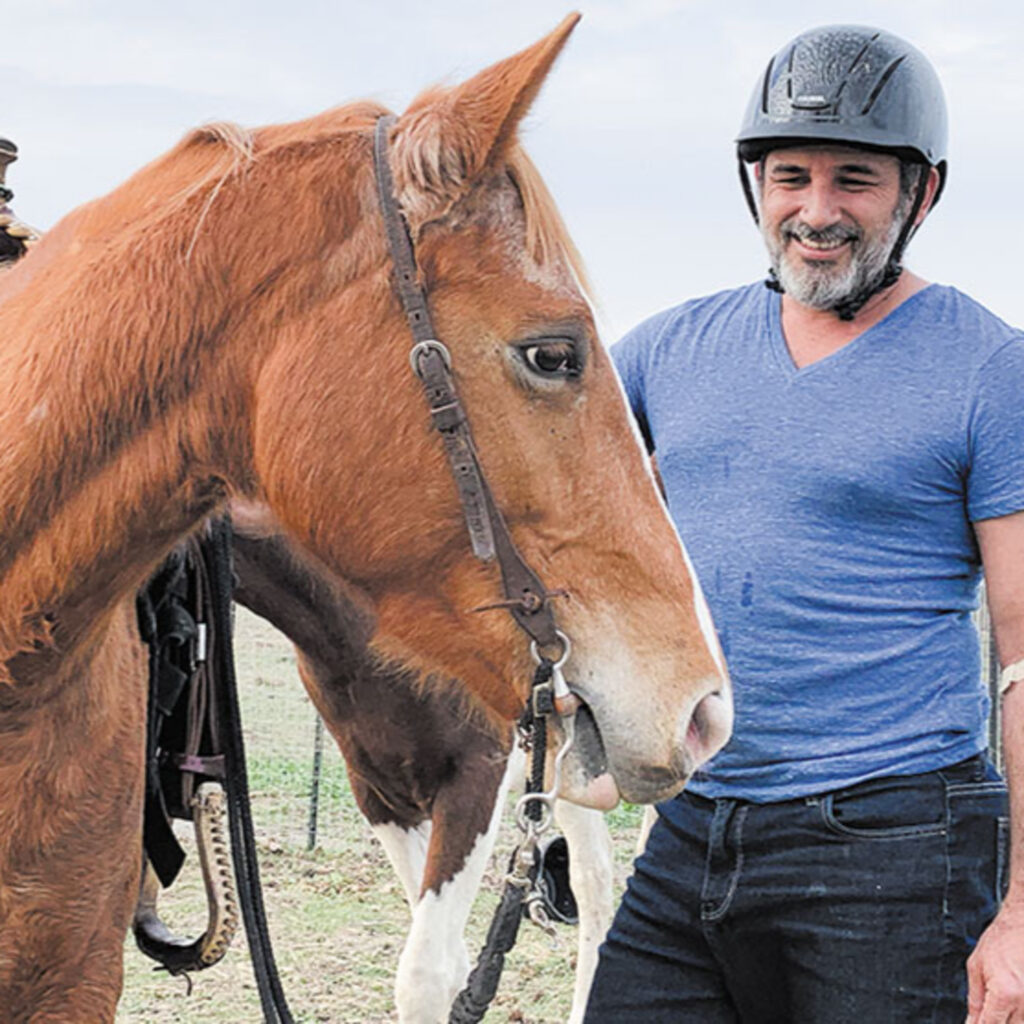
168, 122, 255, 258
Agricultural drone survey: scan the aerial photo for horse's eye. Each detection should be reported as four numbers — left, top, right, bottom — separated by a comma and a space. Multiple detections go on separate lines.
519, 340, 582, 379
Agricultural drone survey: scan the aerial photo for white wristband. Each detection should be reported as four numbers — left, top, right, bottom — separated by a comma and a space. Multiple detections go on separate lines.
999, 657, 1024, 695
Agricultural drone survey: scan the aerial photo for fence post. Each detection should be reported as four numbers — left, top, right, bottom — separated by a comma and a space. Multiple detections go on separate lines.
980, 586, 1003, 772
307, 714, 325, 851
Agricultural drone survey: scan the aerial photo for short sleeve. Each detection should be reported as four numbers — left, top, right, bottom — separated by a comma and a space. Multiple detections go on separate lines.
966, 336, 1024, 521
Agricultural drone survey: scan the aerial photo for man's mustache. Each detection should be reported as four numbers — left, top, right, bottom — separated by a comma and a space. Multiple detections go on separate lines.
783, 221, 861, 245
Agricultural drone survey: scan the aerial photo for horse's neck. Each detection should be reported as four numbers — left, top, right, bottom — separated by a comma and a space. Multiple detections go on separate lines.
232, 531, 375, 676
0, 247, 235, 686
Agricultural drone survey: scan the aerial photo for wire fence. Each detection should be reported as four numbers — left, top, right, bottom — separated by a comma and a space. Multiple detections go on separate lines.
232, 606, 360, 853
234, 589, 1006, 857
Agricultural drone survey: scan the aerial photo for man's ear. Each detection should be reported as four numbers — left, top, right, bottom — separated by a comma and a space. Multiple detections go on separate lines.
914, 165, 942, 225
390, 13, 580, 226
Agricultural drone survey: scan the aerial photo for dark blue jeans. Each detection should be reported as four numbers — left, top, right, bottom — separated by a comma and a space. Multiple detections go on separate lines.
585, 756, 1008, 1023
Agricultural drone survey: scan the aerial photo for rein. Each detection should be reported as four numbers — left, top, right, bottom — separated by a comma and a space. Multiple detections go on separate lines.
373, 115, 580, 1023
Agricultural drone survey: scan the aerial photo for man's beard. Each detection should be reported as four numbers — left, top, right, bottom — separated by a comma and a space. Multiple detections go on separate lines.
763, 199, 909, 310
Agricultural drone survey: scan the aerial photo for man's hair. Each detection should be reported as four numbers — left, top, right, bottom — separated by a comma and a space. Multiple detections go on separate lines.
899, 161, 925, 200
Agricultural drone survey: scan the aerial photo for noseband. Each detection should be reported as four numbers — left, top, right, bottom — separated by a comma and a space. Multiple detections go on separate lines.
372, 114, 564, 655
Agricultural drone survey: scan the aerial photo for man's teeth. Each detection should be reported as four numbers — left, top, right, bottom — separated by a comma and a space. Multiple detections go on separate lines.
795, 237, 849, 250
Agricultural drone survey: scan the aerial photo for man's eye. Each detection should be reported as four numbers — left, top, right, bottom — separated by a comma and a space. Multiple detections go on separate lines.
519, 340, 582, 379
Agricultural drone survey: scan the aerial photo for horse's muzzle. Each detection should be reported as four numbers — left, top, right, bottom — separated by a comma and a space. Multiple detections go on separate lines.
558, 676, 732, 806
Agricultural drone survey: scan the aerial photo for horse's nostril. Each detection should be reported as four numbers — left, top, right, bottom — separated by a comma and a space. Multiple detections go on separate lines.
681, 685, 734, 770
572, 700, 609, 778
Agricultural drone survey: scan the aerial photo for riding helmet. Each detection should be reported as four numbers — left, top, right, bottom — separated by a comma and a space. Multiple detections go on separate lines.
735, 25, 949, 318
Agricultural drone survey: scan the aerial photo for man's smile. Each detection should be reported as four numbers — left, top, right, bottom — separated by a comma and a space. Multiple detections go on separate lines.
790, 235, 851, 254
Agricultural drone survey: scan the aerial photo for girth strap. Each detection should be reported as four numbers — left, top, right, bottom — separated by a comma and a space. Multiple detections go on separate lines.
136, 551, 195, 886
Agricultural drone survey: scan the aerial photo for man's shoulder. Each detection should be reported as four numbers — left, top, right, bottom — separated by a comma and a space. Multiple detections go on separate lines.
917, 284, 1023, 357
614, 282, 765, 362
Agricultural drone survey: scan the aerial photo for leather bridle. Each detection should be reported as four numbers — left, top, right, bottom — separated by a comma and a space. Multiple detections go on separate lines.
372, 114, 565, 655
373, 120, 589, 1020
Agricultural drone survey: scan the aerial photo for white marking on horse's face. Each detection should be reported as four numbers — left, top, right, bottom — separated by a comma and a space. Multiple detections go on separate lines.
482, 180, 581, 299
534, 347, 733, 805
26, 400, 48, 424
607, 359, 728, 681
679, 540, 727, 680
392, 755, 518, 1022
556, 610, 732, 806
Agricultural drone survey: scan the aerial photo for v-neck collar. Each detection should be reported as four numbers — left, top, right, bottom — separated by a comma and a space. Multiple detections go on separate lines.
766, 284, 937, 381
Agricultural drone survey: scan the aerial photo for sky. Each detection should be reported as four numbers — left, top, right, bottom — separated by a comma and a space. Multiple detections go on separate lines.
4, 0, 1022, 341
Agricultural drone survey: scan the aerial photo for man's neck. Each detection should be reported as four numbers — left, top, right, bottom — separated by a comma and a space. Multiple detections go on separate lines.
779, 270, 931, 370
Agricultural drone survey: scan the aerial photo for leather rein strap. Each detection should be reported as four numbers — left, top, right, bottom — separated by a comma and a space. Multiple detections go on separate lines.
372, 115, 560, 650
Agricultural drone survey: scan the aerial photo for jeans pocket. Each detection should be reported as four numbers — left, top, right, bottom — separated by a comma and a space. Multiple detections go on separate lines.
942, 783, 1008, 951
820, 775, 947, 840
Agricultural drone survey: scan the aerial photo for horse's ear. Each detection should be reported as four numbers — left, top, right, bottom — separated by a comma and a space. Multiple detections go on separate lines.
393, 12, 580, 223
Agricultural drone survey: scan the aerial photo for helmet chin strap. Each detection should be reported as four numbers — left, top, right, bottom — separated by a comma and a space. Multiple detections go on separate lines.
829, 165, 931, 320
739, 159, 932, 321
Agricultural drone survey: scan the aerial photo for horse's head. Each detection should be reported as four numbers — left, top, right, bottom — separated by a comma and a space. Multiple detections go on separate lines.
229, 16, 732, 805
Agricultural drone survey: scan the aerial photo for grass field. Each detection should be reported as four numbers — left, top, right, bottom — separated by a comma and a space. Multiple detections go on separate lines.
116, 608, 642, 1023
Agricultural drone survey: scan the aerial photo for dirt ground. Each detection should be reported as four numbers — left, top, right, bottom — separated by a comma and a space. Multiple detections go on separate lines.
116, 608, 642, 1023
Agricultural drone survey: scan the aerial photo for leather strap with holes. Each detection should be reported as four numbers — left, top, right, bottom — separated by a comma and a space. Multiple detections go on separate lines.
372, 115, 559, 648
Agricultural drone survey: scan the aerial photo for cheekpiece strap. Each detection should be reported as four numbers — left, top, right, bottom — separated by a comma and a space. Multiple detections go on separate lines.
373, 115, 435, 345
371, 115, 559, 649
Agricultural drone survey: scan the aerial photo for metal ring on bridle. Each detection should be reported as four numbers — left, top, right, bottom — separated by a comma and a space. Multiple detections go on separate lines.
409, 339, 452, 379
515, 792, 555, 835
530, 629, 570, 669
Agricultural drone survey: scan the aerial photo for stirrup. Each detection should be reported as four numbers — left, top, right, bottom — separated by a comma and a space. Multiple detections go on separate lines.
133, 781, 240, 973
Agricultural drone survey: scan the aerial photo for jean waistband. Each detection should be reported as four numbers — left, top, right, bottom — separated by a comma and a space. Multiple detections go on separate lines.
684, 753, 995, 810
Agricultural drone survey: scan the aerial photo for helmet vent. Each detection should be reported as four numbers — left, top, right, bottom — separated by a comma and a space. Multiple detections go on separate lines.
861, 55, 906, 115
834, 34, 878, 106
792, 94, 830, 111
761, 57, 775, 114
846, 34, 879, 77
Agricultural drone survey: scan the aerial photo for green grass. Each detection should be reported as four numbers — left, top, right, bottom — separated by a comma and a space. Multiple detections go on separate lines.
117, 608, 643, 1022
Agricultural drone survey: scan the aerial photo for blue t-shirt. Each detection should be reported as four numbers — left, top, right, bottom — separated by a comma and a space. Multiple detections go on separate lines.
613, 282, 1024, 801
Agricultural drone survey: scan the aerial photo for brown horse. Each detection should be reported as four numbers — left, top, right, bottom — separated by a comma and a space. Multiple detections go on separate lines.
232, 519, 518, 1020
231, 512, 614, 1022
0, 15, 730, 1020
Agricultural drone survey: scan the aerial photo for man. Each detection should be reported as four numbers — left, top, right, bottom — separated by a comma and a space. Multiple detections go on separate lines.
585, 25, 1024, 1023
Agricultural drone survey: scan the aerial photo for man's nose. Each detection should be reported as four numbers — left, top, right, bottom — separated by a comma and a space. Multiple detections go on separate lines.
799, 180, 842, 228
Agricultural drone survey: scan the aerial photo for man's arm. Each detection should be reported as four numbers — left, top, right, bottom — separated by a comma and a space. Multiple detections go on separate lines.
967, 509, 1024, 1023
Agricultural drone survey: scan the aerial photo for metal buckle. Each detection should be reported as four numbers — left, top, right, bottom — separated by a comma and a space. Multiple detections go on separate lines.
530, 630, 575, 715
514, 712, 576, 837
409, 339, 452, 379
